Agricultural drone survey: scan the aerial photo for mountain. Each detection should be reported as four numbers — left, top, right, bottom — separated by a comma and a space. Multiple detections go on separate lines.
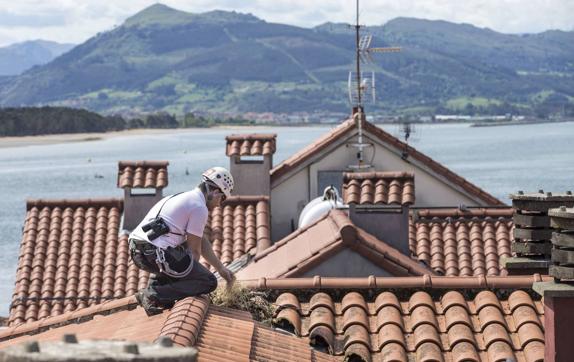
0, 40, 75, 76
0, 4, 572, 116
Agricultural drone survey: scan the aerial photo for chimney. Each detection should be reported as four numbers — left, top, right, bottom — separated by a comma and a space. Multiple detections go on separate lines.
117, 161, 169, 230
343, 171, 414, 256
503, 191, 574, 275
533, 205, 574, 362
225, 134, 276, 196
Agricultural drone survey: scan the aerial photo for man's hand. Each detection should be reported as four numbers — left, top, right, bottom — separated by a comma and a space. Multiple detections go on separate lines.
218, 267, 235, 285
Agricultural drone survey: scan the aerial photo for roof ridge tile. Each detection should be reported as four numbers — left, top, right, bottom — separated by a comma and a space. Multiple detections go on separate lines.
158, 296, 210, 347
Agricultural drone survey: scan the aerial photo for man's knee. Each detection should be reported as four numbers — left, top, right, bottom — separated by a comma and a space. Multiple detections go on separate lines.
206, 272, 217, 293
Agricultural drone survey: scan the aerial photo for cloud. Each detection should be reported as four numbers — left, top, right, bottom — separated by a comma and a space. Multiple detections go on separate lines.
0, 0, 572, 46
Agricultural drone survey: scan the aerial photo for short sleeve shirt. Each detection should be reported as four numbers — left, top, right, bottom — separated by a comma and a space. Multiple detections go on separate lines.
130, 188, 208, 249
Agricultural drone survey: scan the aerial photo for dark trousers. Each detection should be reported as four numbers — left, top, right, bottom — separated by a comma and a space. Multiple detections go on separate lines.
129, 238, 218, 306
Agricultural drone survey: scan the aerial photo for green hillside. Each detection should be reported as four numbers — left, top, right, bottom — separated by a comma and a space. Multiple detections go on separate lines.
0, 4, 572, 116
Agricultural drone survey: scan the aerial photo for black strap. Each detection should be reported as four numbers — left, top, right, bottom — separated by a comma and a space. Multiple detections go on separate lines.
155, 192, 183, 218
155, 192, 184, 236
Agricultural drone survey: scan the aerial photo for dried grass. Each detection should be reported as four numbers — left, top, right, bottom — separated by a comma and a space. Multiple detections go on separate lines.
210, 283, 275, 326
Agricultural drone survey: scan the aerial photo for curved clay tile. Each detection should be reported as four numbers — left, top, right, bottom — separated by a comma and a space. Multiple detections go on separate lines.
274, 308, 301, 336
144, 168, 157, 188
415, 224, 431, 265
373, 179, 388, 204
474, 291, 503, 315
240, 140, 251, 156
343, 306, 369, 333
376, 306, 404, 333
251, 140, 263, 155
343, 324, 371, 355
275, 293, 301, 313
413, 324, 442, 351
410, 305, 438, 331
517, 322, 544, 349
444, 306, 472, 331
377, 323, 406, 351
482, 323, 513, 350
415, 340, 444, 362
374, 292, 401, 314
441, 291, 469, 313
508, 290, 537, 313
387, 180, 402, 205
451, 341, 480, 362
486, 340, 515, 362
341, 292, 368, 314
159, 297, 210, 347
309, 292, 335, 314
380, 343, 408, 362
402, 180, 415, 205
523, 340, 545, 362
262, 140, 275, 155
309, 325, 334, 354
430, 223, 445, 273
408, 291, 435, 313
447, 323, 477, 350
309, 306, 335, 333
359, 179, 374, 204
478, 305, 508, 332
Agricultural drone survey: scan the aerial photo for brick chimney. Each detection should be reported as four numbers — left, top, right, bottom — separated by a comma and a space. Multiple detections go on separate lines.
225, 134, 276, 197
533, 205, 574, 362
343, 171, 414, 256
504, 191, 574, 275
117, 161, 169, 230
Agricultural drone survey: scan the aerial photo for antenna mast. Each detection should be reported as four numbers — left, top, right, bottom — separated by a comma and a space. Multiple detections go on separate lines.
347, 0, 401, 170
355, 0, 362, 107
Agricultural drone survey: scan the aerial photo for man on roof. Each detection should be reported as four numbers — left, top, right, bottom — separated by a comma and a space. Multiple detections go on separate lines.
128, 166, 235, 316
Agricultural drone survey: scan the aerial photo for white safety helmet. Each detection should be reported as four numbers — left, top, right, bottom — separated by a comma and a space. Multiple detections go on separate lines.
202, 166, 234, 199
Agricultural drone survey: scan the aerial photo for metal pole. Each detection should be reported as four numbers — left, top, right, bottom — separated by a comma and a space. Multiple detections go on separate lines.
356, 0, 361, 107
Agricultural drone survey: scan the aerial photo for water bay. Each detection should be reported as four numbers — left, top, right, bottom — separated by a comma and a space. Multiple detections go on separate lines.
0, 122, 572, 316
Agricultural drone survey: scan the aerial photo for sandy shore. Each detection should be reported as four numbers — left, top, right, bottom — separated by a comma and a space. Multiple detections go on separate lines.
0, 126, 278, 149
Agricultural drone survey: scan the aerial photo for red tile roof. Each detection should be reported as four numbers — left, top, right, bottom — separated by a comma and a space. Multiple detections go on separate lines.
117, 160, 169, 189
0, 295, 337, 362
8, 199, 150, 327
236, 209, 432, 280
226, 134, 277, 156
271, 287, 545, 362
270, 118, 504, 205
1, 276, 550, 362
342, 171, 415, 205
410, 208, 515, 276
201, 196, 271, 271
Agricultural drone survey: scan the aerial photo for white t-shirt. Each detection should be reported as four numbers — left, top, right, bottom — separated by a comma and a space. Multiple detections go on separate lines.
130, 188, 208, 249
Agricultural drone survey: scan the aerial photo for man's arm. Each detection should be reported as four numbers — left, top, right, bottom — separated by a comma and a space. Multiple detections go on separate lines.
185, 234, 203, 262
200, 235, 224, 271
200, 236, 235, 284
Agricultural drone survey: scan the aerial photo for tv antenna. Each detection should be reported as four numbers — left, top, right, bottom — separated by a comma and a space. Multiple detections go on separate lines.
347, 0, 401, 170
348, 1, 401, 108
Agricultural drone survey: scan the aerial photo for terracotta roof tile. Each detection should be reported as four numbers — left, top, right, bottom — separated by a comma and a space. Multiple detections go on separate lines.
342, 171, 415, 205
270, 286, 544, 362
117, 160, 169, 189
411, 208, 514, 276
226, 134, 277, 157
1, 276, 549, 362
8, 199, 150, 327
201, 196, 270, 271
236, 209, 431, 280
271, 118, 504, 205
2, 294, 338, 362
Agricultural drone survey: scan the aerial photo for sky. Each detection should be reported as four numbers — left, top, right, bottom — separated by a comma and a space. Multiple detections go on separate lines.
0, 0, 573, 47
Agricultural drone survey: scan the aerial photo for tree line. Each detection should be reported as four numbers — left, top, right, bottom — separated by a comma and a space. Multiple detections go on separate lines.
0, 107, 255, 137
